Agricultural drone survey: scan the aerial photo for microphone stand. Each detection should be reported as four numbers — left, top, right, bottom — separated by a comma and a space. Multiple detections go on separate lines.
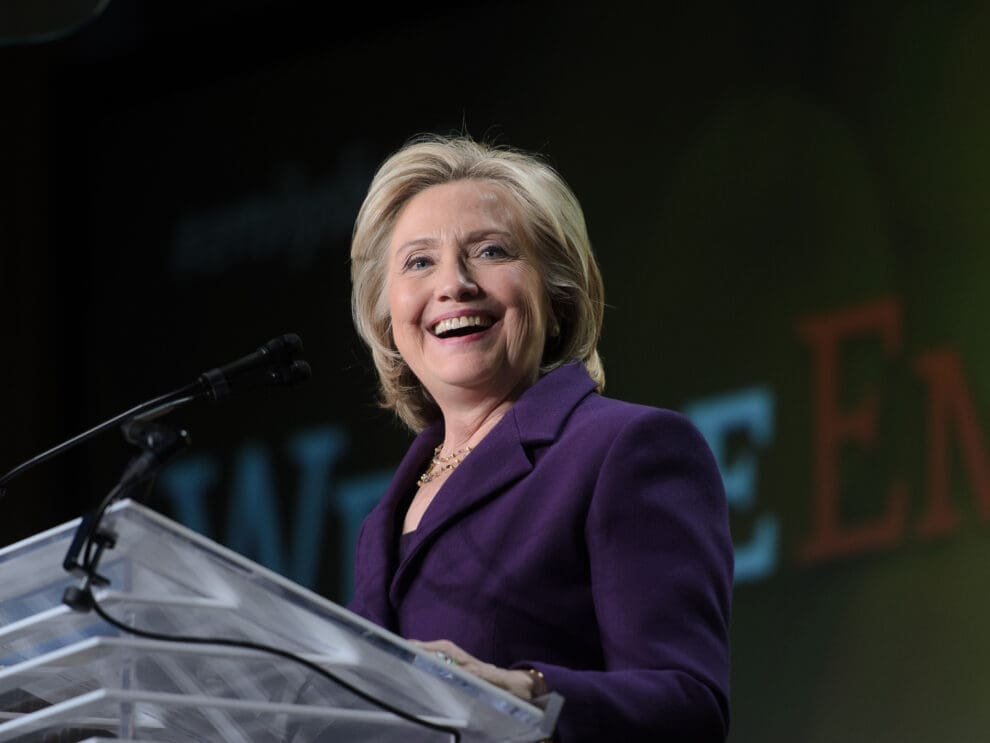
63, 420, 191, 612
0, 333, 310, 606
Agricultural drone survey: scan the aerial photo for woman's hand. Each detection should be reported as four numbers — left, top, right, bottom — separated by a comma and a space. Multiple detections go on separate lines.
411, 639, 545, 701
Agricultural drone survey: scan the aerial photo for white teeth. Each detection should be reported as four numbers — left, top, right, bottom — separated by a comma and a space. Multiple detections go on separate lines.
432, 315, 493, 336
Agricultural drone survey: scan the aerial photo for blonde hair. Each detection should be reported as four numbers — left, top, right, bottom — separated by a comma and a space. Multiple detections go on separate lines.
350, 134, 604, 431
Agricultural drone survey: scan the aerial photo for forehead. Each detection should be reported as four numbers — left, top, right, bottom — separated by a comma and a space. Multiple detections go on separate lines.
390, 180, 522, 249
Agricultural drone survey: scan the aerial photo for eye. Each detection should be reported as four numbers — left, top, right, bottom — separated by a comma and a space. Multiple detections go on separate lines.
478, 243, 510, 259
404, 254, 432, 271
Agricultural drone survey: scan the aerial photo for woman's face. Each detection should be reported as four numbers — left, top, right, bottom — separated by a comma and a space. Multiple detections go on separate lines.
387, 179, 548, 408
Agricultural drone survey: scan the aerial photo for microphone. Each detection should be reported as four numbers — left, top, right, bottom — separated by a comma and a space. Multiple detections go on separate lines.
0, 333, 311, 496
197, 333, 309, 401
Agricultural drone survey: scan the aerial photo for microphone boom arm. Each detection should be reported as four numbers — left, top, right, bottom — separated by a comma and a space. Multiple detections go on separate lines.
0, 380, 203, 496
0, 333, 310, 498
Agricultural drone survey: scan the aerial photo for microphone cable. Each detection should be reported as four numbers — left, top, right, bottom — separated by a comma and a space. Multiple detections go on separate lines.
72, 584, 463, 742
65, 488, 462, 742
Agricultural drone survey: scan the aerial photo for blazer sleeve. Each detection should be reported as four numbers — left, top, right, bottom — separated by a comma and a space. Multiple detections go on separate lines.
518, 408, 733, 742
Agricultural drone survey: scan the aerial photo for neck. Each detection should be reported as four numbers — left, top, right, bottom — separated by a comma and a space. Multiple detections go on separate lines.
437, 394, 516, 454
431, 372, 537, 454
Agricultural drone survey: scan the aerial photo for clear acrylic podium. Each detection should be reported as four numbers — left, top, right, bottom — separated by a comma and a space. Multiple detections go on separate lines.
0, 500, 561, 742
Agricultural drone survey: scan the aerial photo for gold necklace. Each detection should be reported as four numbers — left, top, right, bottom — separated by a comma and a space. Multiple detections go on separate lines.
417, 444, 472, 487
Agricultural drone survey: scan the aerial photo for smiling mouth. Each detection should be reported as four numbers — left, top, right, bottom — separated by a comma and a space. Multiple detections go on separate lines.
431, 315, 494, 338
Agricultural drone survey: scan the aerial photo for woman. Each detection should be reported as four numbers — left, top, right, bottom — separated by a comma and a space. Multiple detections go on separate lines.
348, 135, 732, 741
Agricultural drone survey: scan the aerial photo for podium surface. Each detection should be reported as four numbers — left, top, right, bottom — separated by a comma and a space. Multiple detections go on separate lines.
0, 500, 560, 741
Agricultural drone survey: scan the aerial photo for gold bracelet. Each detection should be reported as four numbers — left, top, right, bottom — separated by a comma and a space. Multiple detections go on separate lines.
524, 667, 549, 699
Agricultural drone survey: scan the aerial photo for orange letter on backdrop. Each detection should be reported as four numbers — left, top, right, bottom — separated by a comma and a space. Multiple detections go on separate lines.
798, 297, 907, 562
914, 349, 990, 537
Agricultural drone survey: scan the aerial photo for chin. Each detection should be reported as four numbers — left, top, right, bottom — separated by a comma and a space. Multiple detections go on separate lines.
427, 357, 507, 391
436, 366, 499, 390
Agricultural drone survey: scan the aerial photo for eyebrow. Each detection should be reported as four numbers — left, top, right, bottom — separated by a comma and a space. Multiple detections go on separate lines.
394, 230, 515, 256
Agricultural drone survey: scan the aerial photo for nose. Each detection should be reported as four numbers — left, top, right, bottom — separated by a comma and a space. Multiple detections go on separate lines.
436, 255, 479, 301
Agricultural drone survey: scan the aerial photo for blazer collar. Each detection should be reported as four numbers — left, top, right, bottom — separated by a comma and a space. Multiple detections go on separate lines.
510, 361, 598, 445
386, 362, 598, 607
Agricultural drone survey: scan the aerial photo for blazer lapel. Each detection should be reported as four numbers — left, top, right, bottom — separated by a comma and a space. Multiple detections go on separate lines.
389, 416, 533, 605
357, 422, 441, 627
388, 363, 598, 606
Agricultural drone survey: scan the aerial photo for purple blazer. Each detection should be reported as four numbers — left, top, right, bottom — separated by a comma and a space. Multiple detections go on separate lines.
349, 363, 733, 742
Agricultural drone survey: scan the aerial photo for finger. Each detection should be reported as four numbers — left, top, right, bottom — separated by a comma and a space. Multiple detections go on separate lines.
408, 641, 530, 699
411, 639, 469, 661
410, 639, 474, 666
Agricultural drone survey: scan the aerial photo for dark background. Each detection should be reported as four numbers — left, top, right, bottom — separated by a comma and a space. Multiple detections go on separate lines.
3, 1, 990, 740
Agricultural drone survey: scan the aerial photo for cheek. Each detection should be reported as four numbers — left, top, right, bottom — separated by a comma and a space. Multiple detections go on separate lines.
387, 278, 420, 326
506, 269, 548, 355
385, 282, 421, 358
